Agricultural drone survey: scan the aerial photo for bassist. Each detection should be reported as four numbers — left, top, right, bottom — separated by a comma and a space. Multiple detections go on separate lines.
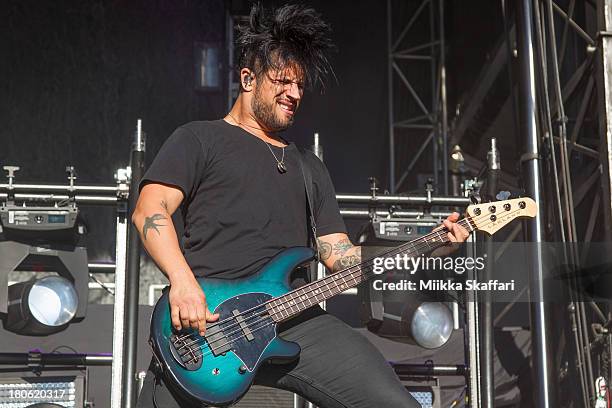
132, 4, 469, 407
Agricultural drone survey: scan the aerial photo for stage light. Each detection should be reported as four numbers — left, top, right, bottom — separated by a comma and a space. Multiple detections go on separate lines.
405, 302, 453, 349
5, 276, 79, 336
359, 235, 456, 349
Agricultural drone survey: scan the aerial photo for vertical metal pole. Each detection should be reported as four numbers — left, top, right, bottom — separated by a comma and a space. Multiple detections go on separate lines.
481, 139, 499, 407
430, 0, 439, 191
465, 225, 481, 408
309, 133, 323, 408
387, 0, 396, 193
542, 1, 594, 403
439, 0, 449, 195
543, 0, 579, 254
516, 1, 556, 407
122, 120, 146, 408
312, 132, 323, 161
595, 0, 612, 242
294, 134, 324, 408
226, 10, 235, 112
111, 197, 129, 408
313, 132, 326, 311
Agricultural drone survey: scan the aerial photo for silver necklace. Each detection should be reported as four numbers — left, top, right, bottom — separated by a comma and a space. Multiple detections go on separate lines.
263, 141, 287, 173
227, 113, 288, 174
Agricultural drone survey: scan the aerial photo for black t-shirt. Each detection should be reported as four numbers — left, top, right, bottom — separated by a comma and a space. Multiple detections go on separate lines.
140, 119, 346, 279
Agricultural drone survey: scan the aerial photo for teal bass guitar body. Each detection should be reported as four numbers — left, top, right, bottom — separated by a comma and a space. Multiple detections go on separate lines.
149, 247, 315, 407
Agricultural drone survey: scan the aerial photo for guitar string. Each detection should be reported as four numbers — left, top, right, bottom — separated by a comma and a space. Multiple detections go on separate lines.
183, 238, 464, 363
178, 210, 494, 356
177, 210, 493, 352
181, 208, 522, 363
178, 200, 528, 354
183, 217, 517, 366
173, 214, 472, 344
175, 215, 473, 351
183, 210, 518, 365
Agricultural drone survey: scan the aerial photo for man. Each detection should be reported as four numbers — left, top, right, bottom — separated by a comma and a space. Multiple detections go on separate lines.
134, 4, 468, 408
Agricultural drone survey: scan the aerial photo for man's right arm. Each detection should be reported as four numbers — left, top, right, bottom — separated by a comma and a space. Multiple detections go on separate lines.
131, 183, 218, 336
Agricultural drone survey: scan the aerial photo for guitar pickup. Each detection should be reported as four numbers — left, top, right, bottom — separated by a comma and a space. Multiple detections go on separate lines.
205, 309, 254, 357
206, 325, 232, 356
233, 309, 254, 341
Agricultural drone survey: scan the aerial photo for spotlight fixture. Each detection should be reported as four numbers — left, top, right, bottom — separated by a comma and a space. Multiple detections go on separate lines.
0, 165, 89, 336
5, 276, 79, 336
365, 300, 454, 349
359, 222, 455, 349
403, 301, 454, 349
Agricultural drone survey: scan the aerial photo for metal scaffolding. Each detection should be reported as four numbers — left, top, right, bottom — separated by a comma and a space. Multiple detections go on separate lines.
527, 0, 612, 405
387, 0, 448, 194
462, 0, 612, 405
439, 0, 612, 405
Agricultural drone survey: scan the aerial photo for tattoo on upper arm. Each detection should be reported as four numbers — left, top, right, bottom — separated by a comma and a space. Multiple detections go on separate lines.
317, 239, 332, 260
332, 247, 362, 272
143, 214, 167, 240
160, 200, 169, 212
332, 238, 353, 256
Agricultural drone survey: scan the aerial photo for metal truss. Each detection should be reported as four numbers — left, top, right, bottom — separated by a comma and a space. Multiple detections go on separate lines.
445, 0, 612, 405
387, 0, 448, 194
521, 0, 612, 406
529, 0, 612, 248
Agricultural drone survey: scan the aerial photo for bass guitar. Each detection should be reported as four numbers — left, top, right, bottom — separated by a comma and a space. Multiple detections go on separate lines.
149, 197, 537, 406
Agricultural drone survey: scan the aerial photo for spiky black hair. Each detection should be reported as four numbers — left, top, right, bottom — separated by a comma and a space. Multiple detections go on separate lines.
236, 3, 335, 91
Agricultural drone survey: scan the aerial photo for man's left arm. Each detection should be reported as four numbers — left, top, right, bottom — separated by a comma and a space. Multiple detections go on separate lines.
317, 212, 470, 272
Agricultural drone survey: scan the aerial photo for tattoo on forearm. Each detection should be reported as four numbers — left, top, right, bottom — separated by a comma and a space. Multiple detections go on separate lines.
317, 239, 332, 260
332, 238, 353, 256
332, 247, 361, 272
143, 214, 167, 240
332, 255, 360, 272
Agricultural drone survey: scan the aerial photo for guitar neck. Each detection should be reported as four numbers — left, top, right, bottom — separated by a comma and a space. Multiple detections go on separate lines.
267, 218, 475, 322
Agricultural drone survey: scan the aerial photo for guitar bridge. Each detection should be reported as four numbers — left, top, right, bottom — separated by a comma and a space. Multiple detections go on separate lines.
169, 333, 202, 371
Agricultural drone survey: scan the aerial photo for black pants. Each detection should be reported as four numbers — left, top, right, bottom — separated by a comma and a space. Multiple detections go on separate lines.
136, 306, 420, 408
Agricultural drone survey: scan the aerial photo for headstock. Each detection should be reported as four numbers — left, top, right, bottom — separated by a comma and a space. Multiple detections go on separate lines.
466, 197, 537, 235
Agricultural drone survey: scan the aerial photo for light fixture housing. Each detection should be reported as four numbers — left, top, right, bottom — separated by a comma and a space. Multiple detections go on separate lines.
403, 301, 454, 349
5, 275, 79, 336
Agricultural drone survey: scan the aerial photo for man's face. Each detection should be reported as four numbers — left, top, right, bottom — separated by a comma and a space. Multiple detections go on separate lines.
251, 65, 304, 132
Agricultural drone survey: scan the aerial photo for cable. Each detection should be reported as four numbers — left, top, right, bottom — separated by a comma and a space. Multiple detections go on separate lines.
152, 378, 160, 408
88, 273, 115, 296
449, 387, 466, 407
51, 345, 79, 354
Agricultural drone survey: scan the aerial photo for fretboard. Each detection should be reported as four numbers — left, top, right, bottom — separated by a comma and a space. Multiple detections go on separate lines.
266, 218, 475, 322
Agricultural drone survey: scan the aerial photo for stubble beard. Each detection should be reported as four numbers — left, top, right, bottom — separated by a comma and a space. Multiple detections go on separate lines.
251, 87, 294, 132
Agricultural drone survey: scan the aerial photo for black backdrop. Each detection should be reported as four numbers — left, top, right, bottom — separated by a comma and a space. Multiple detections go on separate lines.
2, 0, 389, 190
